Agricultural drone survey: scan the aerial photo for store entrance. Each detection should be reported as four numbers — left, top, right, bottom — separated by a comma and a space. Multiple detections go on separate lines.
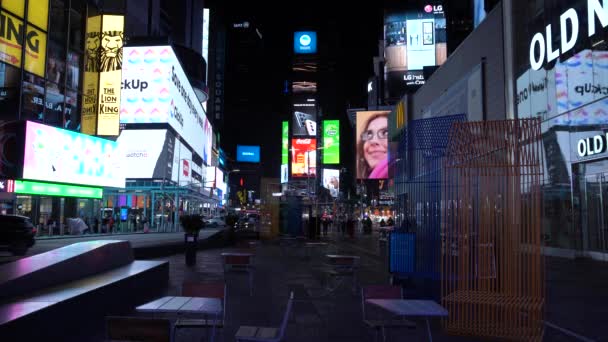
578, 159, 608, 260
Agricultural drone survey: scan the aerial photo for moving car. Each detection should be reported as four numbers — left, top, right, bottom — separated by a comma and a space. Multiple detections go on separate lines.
0, 215, 36, 255
204, 217, 226, 228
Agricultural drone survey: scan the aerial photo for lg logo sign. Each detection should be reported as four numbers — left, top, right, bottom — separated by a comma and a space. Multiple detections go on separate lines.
530, 0, 608, 70
424, 4, 443, 13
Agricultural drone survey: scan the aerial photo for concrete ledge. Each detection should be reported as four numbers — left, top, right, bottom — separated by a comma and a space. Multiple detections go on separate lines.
0, 260, 169, 341
0, 240, 133, 299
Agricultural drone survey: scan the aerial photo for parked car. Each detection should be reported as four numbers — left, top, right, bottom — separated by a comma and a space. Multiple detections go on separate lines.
0, 215, 36, 255
204, 217, 226, 228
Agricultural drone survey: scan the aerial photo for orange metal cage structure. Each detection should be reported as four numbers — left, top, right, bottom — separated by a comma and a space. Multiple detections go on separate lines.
441, 119, 545, 341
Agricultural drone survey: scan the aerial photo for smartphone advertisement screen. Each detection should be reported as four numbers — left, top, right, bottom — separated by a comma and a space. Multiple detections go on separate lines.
292, 94, 317, 136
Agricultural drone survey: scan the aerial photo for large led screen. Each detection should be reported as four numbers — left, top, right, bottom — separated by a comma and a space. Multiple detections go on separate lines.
517, 49, 608, 126
23, 121, 124, 188
322, 120, 340, 164
117, 129, 175, 180
291, 138, 316, 177
384, 4, 446, 98
15, 180, 103, 199
322, 169, 340, 197
281, 164, 288, 184
172, 139, 193, 185
237, 145, 260, 163
356, 111, 390, 180
121, 45, 212, 164
216, 168, 226, 192
294, 31, 317, 54
292, 95, 317, 136
282, 121, 289, 164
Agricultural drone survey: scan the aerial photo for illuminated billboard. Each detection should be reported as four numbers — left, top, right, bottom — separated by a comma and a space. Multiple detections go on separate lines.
356, 111, 390, 179
81, 15, 101, 135
0, 0, 48, 77
384, 4, 446, 98
80, 14, 124, 136
172, 139, 193, 184
281, 164, 288, 184
291, 138, 316, 177
96, 15, 124, 136
121, 45, 211, 164
237, 145, 260, 163
322, 169, 340, 197
294, 31, 317, 54
23, 121, 124, 188
117, 129, 175, 180
15, 180, 102, 199
292, 95, 317, 136
282, 121, 289, 164
322, 120, 340, 164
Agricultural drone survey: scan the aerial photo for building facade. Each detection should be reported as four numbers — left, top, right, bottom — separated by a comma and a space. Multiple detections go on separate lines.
0, 0, 214, 236
511, 0, 608, 260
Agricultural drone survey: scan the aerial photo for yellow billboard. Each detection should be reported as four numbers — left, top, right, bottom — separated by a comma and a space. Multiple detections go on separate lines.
0, 11, 24, 69
24, 24, 47, 77
0, 0, 49, 77
81, 15, 101, 135
2, 0, 25, 17
27, 0, 49, 29
96, 15, 124, 136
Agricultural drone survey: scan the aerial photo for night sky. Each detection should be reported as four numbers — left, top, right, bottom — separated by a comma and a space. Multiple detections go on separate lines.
210, 0, 385, 178
209, 1, 472, 178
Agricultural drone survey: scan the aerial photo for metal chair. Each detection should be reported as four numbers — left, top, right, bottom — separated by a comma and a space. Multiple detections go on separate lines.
106, 316, 172, 342
173, 281, 226, 342
361, 285, 415, 342
235, 291, 294, 342
222, 253, 255, 295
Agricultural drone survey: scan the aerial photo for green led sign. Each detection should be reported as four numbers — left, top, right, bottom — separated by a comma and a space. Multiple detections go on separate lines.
323, 120, 340, 164
282, 121, 289, 164
15, 180, 103, 199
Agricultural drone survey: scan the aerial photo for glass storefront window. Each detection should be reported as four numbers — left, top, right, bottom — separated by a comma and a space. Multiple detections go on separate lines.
0, 62, 21, 121
49, 0, 67, 45
511, 0, 608, 253
21, 73, 45, 122
66, 51, 81, 90
69, 1, 84, 51
45, 83, 65, 126
47, 41, 66, 86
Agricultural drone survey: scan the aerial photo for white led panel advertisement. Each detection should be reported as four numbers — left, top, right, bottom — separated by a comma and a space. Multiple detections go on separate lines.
117, 129, 175, 180
172, 139, 193, 184
23, 121, 125, 188
121, 45, 212, 164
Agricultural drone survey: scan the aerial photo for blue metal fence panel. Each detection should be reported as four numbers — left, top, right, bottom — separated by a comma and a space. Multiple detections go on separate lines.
391, 114, 466, 279
389, 232, 415, 274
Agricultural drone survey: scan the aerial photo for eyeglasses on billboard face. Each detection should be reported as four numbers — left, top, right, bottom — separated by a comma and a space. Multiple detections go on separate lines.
360, 128, 388, 142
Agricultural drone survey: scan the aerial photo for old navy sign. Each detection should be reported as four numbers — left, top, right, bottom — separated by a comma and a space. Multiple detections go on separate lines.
578, 133, 608, 157
530, 0, 608, 70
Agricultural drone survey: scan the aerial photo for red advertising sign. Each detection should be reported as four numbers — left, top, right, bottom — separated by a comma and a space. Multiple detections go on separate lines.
291, 138, 316, 177
182, 160, 190, 177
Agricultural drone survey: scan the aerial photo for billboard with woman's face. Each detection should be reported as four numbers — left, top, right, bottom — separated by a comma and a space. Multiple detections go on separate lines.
356, 111, 390, 179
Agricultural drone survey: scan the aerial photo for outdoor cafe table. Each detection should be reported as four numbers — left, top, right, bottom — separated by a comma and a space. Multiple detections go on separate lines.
366, 299, 448, 342
136, 296, 223, 341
